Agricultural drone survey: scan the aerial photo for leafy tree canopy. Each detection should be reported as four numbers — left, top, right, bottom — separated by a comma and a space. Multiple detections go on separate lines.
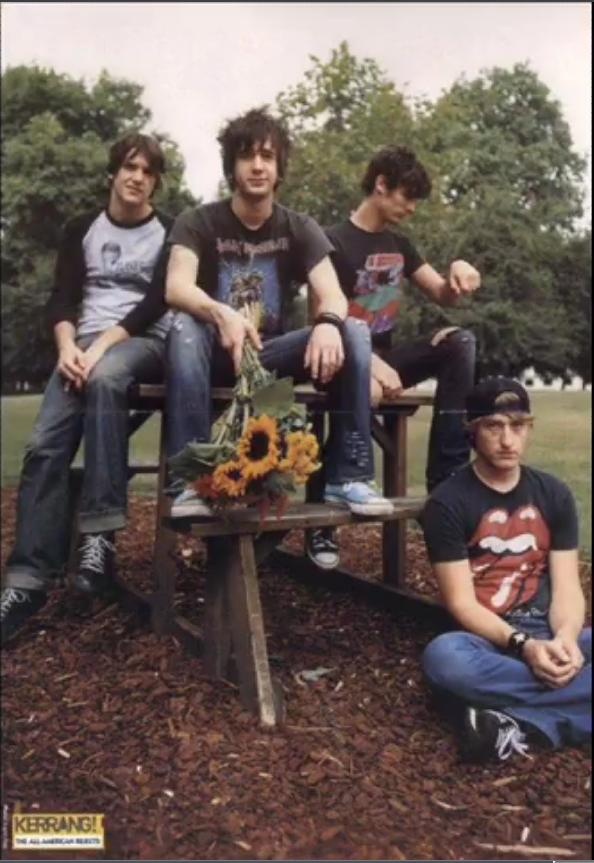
2, 65, 196, 388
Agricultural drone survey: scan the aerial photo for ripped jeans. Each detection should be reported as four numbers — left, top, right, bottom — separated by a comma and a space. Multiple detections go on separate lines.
166, 313, 375, 485
379, 327, 477, 491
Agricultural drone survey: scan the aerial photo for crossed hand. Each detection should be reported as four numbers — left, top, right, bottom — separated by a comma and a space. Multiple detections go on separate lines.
523, 634, 585, 688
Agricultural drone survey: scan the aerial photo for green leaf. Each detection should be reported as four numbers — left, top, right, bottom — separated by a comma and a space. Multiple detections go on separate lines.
168, 442, 235, 480
252, 377, 296, 417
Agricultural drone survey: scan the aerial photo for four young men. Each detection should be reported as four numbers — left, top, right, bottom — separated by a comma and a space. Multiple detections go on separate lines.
2, 110, 590, 762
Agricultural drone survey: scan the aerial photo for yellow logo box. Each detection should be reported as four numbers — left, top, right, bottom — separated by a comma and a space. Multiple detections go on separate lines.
12, 813, 105, 850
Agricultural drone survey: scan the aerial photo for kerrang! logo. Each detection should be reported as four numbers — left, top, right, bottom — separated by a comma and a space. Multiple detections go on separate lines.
13, 815, 99, 833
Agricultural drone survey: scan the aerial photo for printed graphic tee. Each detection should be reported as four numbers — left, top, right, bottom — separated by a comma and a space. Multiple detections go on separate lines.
168, 200, 332, 336
46, 209, 172, 339
421, 465, 578, 620
326, 220, 425, 348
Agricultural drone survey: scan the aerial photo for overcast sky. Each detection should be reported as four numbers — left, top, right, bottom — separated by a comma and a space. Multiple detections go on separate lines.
2, 2, 592, 218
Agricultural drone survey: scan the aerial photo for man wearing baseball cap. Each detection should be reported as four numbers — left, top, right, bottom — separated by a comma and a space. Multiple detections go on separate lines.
420, 377, 591, 763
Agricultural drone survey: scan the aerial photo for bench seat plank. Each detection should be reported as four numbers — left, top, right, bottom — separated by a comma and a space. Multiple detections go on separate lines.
163, 497, 425, 538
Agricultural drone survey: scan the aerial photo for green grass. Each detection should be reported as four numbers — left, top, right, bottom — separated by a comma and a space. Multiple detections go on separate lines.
2, 391, 591, 555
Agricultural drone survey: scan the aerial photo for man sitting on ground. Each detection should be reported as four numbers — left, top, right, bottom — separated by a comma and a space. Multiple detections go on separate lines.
1, 134, 172, 646
164, 107, 392, 520
308, 145, 481, 570
421, 377, 591, 762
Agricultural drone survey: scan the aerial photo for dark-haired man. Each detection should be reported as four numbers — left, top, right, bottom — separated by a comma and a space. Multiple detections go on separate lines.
165, 107, 392, 519
308, 146, 481, 570
1, 134, 172, 645
421, 378, 591, 762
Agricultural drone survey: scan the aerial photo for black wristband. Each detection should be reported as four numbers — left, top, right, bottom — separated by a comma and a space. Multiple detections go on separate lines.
507, 630, 530, 658
313, 312, 345, 336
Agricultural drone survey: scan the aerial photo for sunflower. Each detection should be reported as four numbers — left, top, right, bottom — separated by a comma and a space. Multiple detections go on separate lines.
237, 415, 280, 480
279, 431, 320, 484
212, 460, 248, 498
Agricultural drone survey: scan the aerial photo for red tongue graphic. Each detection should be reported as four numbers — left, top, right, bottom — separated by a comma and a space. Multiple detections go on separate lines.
469, 505, 550, 614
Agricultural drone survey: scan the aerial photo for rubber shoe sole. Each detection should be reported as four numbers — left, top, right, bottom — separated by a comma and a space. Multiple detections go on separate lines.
306, 546, 340, 570
170, 500, 214, 518
324, 494, 394, 516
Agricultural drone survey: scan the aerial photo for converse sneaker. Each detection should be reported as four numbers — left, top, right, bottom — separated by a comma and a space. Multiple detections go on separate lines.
1, 587, 48, 646
72, 532, 116, 595
463, 706, 532, 763
324, 481, 394, 516
306, 527, 340, 570
170, 488, 213, 519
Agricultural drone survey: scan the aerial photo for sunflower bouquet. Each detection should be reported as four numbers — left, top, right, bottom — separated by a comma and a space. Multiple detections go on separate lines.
169, 302, 321, 517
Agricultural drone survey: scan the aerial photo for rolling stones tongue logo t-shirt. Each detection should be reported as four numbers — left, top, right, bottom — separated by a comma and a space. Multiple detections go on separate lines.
421, 465, 578, 619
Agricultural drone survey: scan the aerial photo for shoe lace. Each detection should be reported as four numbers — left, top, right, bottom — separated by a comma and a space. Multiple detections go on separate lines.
79, 535, 114, 574
491, 713, 532, 761
1, 588, 29, 618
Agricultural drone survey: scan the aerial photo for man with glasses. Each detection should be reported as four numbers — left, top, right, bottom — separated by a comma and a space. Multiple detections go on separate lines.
420, 377, 591, 762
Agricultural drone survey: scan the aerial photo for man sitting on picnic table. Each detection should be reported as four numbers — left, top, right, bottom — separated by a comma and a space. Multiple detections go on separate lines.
307, 145, 481, 570
421, 377, 591, 762
163, 106, 392, 519
1, 134, 172, 646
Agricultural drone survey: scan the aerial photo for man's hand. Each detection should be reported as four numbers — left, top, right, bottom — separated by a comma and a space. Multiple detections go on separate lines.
523, 637, 581, 688
57, 341, 86, 390
448, 260, 481, 297
80, 341, 108, 383
371, 353, 404, 402
214, 305, 262, 375
304, 323, 344, 384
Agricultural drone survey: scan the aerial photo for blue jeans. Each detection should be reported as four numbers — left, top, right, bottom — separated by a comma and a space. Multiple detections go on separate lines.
381, 328, 476, 491
4, 335, 165, 591
422, 616, 592, 748
166, 313, 374, 485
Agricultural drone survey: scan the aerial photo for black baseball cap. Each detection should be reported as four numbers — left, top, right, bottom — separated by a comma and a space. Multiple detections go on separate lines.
465, 377, 531, 422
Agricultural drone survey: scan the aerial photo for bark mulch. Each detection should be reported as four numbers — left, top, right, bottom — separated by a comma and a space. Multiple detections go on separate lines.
1, 489, 591, 861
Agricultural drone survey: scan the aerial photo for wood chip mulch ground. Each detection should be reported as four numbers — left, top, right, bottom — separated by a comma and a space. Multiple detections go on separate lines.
1, 489, 591, 861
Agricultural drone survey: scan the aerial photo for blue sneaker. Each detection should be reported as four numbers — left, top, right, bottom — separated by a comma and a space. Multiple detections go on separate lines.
324, 481, 394, 516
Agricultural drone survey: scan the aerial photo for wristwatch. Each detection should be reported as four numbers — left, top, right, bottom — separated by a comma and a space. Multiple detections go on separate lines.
313, 312, 345, 336
507, 630, 530, 658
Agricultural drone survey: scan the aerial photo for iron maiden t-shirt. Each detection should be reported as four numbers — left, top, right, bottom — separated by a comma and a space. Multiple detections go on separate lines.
421, 465, 578, 620
168, 200, 332, 336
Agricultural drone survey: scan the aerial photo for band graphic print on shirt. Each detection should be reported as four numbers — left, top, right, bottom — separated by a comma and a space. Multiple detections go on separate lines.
348, 252, 404, 335
216, 236, 289, 334
469, 505, 551, 615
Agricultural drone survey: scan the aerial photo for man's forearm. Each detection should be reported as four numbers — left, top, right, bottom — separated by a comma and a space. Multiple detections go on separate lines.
446, 598, 517, 649
88, 325, 129, 353
54, 321, 77, 352
166, 281, 224, 325
549, 593, 586, 640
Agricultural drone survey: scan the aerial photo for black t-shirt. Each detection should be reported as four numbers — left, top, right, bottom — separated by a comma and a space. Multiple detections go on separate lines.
325, 219, 425, 348
422, 465, 578, 620
168, 200, 332, 336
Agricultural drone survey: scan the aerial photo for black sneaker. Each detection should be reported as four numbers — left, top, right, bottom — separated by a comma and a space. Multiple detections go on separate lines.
72, 532, 116, 595
306, 527, 339, 570
1, 587, 48, 646
463, 706, 532, 763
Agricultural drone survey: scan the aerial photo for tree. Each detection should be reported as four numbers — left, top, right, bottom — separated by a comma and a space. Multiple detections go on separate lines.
408, 63, 589, 377
275, 42, 415, 226
1, 65, 197, 389
273, 50, 590, 379
550, 231, 592, 387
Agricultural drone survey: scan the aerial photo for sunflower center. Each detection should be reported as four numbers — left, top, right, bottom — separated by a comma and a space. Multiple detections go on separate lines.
248, 431, 271, 461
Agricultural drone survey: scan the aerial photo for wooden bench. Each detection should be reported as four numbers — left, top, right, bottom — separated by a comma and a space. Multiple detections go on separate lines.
85, 383, 436, 725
